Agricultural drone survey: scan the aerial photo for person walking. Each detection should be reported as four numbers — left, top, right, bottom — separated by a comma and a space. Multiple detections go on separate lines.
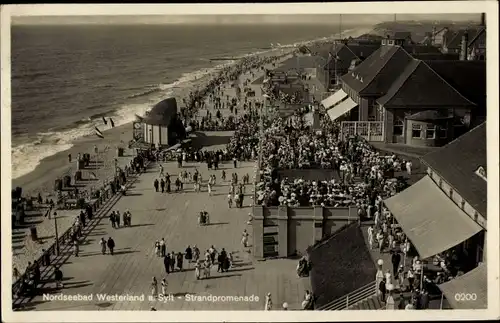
100, 237, 107, 255
160, 178, 165, 193
194, 260, 201, 280
367, 226, 374, 250
170, 251, 176, 273
164, 253, 171, 274
193, 245, 200, 263
176, 252, 184, 271
107, 237, 115, 255
154, 241, 161, 257
241, 229, 249, 248
116, 211, 121, 228
73, 241, 79, 257
154, 179, 159, 192
185, 245, 193, 266
151, 277, 158, 298
160, 238, 166, 257
379, 277, 387, 304
161, 278, 168, 297
391, 251, 401, 278
110, 212, 116, 229
265, 292, 272, 310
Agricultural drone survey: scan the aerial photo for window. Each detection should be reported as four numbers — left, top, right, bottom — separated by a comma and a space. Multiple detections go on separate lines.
476, 166, 487, 180
425, 124, 436, 139
461, 199, 466, 210
438, 125, 448, 138
449, 188, 453, 199
412, 124, 422, 138
439, 178, 443, 188
393, 118, 404, 136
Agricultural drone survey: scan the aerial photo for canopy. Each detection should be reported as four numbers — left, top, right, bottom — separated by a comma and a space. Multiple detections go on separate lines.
438, 263, 487, 309
384, 176, 483, 259
321, 89, 348, 109
327, 97, 358, 121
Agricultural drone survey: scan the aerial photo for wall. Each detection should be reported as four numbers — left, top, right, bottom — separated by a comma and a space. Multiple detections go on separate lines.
426, 167, 487, 228
405, 120, 452, 147
252, 206, 358, 258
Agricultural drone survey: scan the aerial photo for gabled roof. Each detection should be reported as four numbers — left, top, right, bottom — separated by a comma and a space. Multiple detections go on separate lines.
325, 43, 380, 71
468, 27, 486, 47
407, 110, 454, 121
421, 123, 487, 218
277, 55, 323, 71
425, 60, 486, 108
341, 45, 414, 95
412, 53, 460, 60
376, 60, 476, 108
446, 29, 478, 49
308, 223, 376, 308
145, 97, 178, 126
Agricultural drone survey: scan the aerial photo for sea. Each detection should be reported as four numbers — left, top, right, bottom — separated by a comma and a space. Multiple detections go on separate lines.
11, 23, 342, 179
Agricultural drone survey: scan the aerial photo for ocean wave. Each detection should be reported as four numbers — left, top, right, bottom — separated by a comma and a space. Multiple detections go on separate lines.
11, 29, 363, 180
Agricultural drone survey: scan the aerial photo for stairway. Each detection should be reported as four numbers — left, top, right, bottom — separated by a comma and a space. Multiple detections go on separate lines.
348, 294, 384, 310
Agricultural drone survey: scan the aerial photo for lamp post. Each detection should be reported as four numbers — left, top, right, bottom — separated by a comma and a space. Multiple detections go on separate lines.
53, 211, 60, 256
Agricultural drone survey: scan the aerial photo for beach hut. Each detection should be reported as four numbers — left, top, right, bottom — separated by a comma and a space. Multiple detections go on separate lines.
143, 97, 184, 148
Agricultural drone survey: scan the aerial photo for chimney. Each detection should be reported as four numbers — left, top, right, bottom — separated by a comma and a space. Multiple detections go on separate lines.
481, 13, 485, 27
460, 30, 469, 61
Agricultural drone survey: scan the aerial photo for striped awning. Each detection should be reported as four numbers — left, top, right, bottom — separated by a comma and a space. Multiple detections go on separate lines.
327, 97, 358, 121
384, 176, 483, 260
438, 263, 487, 309
321, 89, 348, 109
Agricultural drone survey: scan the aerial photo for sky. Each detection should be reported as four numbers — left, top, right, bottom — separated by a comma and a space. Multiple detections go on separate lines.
12, 14, 482, 26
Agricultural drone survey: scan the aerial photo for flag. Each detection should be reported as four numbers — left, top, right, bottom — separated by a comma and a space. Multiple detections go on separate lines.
109, 118, 115, 128
102, 116, 108, 125
95, 127, 104, 139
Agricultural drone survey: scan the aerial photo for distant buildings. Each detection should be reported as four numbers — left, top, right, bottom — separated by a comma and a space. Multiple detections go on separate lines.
320, 30, 485, 148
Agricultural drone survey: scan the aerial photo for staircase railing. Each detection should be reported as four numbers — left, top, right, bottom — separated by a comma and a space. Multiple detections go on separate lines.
317, 280, 377, 311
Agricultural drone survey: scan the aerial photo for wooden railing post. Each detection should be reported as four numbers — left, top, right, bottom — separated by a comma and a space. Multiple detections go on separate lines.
346, 295, 349, 309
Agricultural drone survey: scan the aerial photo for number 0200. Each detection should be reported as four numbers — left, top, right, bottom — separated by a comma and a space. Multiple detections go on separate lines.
454, 293, 477, 301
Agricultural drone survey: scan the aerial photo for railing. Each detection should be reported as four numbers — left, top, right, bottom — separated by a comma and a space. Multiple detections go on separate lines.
341, 121, 384, 142
11, 161, 149, 302
317, 280, 377, 311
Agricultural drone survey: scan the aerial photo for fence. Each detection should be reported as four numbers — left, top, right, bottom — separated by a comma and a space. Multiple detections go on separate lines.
341, 121, 384, 142
317, 280, 377, 310
11, 161, 149, 302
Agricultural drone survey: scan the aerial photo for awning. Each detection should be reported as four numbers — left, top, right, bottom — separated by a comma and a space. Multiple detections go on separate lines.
321, 89, 348, 109
438, 263, 487, 309
327, 97, 358, 121
384, 176, 483, 259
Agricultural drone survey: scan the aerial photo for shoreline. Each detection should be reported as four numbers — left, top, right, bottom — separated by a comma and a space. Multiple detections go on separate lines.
11, 27, 370, 197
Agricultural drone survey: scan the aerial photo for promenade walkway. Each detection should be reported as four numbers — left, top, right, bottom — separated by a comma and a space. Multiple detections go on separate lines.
24, 157, 309, 311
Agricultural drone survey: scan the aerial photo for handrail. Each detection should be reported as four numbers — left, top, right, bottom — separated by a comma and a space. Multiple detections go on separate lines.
318, 280, 377, 311
11, 163, 146, 300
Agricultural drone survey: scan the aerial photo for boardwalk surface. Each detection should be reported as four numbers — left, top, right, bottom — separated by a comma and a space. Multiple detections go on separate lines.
25, 158, 309, 311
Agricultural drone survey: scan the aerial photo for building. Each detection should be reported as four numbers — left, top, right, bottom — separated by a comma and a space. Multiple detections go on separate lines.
321, 42, 380, 90
321, 40, 485, 147
384, 123, 487, 309
143, 97, 185, 148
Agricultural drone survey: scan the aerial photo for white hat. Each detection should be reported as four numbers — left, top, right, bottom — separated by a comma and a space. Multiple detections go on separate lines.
282, 302, 289, 309
377, 259, 384, 266
387, 284, 394, 291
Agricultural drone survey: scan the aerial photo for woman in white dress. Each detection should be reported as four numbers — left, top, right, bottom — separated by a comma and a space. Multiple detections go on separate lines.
161, 278, 168, 296
265, 293, 272, 310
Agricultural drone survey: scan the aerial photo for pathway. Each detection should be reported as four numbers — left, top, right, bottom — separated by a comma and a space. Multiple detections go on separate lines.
24, 158, 309, 311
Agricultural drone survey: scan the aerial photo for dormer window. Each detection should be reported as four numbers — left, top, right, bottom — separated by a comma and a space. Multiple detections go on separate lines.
475, 166, 487, 180
352, 72, 355, 77
355, 74, 359, 80
360, 77, 364, 83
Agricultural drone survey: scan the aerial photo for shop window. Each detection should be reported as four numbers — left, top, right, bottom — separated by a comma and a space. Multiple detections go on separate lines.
426, 124, 436, 139
393, 118, 404, 136
412, 124, 422, 138
438, 125, 448, 138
